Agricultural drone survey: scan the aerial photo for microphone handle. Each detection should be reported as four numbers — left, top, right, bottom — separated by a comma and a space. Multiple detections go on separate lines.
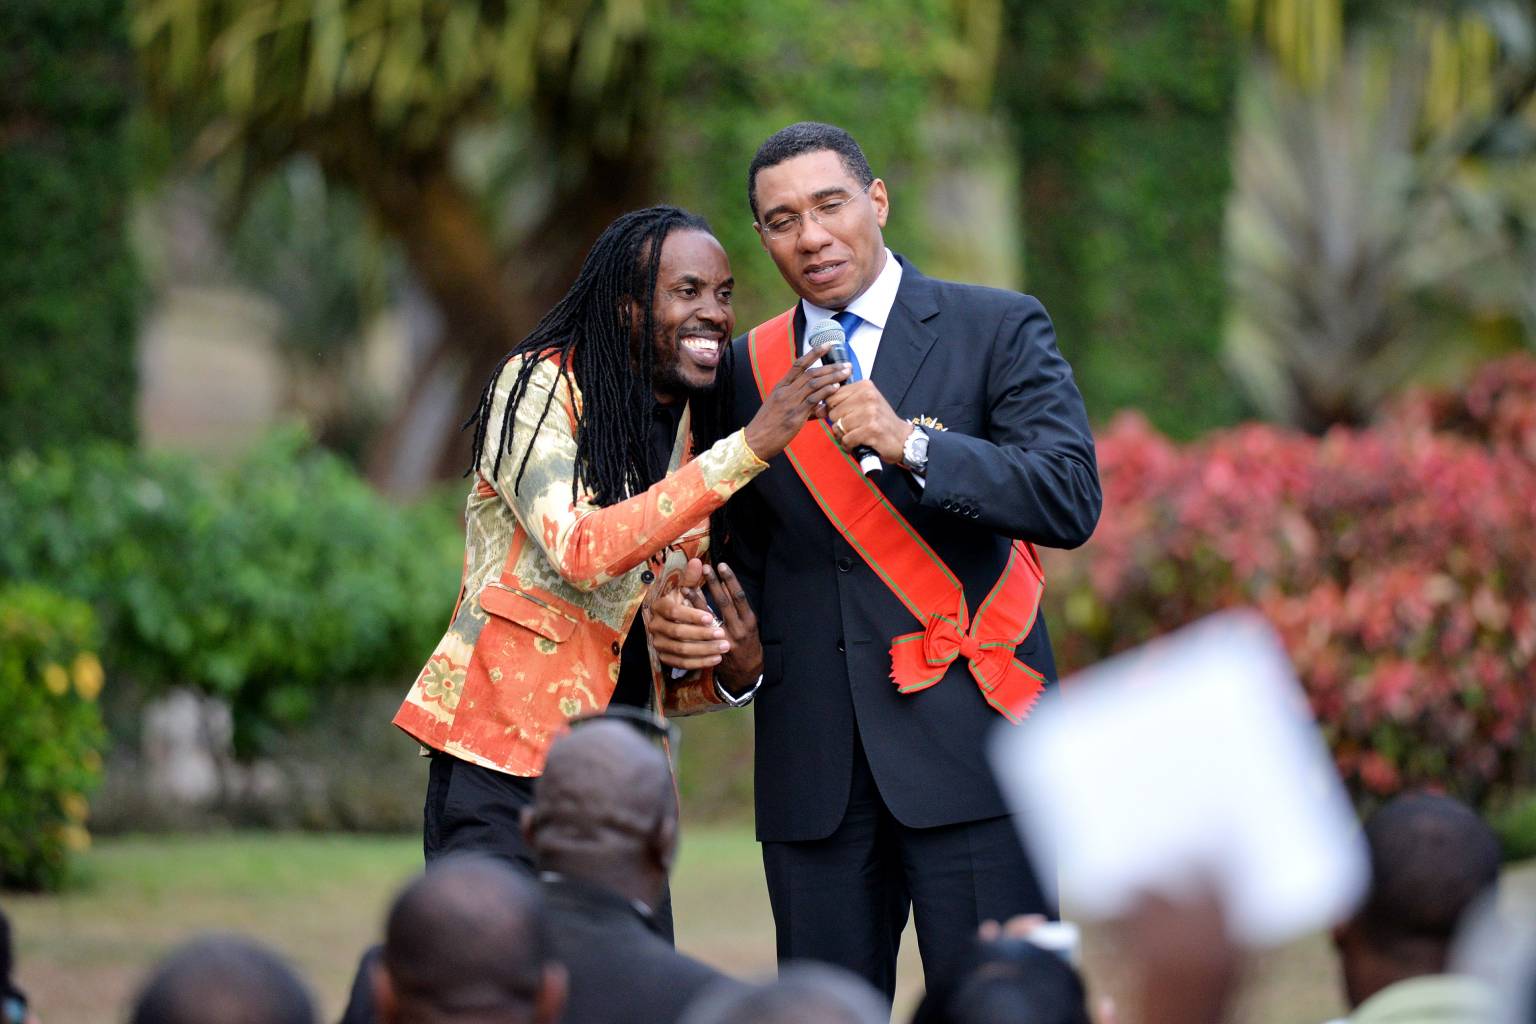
815, 338, 882, 478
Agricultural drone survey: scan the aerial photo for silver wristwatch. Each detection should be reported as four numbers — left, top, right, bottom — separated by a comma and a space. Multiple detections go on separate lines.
901, 425, 929, 474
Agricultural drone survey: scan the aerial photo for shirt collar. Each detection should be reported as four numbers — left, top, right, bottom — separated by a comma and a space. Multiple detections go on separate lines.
801, 248, 902, 332
539, 871, 661, 933
1349, 974, 1494, 1024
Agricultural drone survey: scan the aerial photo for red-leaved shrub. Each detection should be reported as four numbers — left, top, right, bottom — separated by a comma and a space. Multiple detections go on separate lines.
1047, 356, 1536, 808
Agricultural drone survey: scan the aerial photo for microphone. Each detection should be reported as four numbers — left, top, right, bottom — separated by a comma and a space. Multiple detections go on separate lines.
807, 318, 882, 478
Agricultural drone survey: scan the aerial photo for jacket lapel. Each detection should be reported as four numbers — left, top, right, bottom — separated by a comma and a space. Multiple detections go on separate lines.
869, 257, 941, 415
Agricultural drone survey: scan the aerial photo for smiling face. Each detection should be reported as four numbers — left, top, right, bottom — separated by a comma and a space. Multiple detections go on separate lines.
645, 229, 735, 401
752, 148, 889, 310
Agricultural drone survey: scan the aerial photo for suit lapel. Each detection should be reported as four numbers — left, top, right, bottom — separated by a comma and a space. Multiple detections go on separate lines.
869, 258, 940, 415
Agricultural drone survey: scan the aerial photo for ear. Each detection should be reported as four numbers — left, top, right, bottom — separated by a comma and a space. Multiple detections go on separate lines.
369, 960, 397, 1024
653, 808, 679, 877
536, 962, 569, 1024
869, 178, 890, 230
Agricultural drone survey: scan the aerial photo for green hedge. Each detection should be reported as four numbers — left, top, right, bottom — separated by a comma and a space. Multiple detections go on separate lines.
1001, 0, 1247, 438
0, 0, 138, 455
0, 585, 107, 890
0, 430, 463, 753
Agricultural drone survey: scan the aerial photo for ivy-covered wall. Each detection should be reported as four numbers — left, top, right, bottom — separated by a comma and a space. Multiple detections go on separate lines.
0, 0, 138, 455
1002, 0, 1247, 438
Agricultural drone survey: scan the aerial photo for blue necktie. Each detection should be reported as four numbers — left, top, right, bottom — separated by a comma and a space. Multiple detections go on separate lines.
834, 310, 865, 380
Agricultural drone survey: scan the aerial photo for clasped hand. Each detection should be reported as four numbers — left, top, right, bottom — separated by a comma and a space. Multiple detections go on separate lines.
643, 558, 762, 692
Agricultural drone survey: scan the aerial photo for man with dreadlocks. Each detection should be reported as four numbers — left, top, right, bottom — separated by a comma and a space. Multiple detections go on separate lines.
391, 205, 847, 899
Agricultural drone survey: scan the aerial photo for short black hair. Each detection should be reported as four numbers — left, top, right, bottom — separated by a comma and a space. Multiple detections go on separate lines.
130, 934, 316, 1024
1356, 793, 1501, 953
747, 122, 875, 220
679, 964, 886, 1024
912, 937, 1091, 1024
383, 854, 551, 1018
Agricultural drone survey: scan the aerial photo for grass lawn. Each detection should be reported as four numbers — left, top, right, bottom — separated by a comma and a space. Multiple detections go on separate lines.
6, 825, 1353, 1024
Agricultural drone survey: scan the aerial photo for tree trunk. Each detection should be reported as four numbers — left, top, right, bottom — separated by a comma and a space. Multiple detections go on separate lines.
314, 136, 654, 492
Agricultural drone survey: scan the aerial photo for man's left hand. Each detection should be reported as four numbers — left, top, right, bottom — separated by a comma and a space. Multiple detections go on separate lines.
825, 381, 910, 465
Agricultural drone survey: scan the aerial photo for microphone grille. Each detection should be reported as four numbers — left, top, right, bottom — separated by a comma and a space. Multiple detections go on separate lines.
806, 318, 846, 350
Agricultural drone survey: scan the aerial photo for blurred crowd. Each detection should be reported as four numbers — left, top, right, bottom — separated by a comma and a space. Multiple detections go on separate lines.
3, 713, 1529, 1024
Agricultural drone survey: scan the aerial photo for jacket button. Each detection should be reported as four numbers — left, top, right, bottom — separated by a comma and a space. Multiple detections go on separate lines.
959, 504, 974, 516
836, 639, 846, 653
640, 569, 655, 584
836, 557, 853, 573
611, 641, 621, 655
969, 508, 981, 519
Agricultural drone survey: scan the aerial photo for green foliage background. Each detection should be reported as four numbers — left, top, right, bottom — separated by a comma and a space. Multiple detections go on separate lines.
0, 585, 107, 890
0, 431, 462, 754
1001, 0, 1249, 438
0, 0, 139, 455
652, 0, 959, 330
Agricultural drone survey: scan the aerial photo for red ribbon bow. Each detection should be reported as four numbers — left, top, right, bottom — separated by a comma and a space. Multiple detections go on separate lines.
888, 613, 1045, 724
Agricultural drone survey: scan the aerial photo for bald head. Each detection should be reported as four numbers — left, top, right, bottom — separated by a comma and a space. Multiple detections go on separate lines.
130, 934, 315, 1024
379, 855, 562, 1024
525, 720, 677, 895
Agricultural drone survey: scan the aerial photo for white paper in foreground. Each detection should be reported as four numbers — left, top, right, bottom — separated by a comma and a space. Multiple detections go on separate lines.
989, 610, 1367, 947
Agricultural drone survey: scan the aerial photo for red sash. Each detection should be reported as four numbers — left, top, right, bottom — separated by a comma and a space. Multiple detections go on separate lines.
747, 309, 1047, 723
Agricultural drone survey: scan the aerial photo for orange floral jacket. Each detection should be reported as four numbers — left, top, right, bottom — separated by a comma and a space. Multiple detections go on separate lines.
393, 354, 767, 776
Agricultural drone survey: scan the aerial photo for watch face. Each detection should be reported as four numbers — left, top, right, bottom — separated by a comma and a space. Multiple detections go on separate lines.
904, 428, 929, 469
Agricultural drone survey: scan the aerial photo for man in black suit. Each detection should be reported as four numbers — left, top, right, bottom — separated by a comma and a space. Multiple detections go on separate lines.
524, 718, 742, 1024
648, 122, 1101, 1000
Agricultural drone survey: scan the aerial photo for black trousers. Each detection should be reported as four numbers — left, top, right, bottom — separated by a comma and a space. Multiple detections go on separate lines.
423, 751, 675, 942
760, 732, 1054, 1002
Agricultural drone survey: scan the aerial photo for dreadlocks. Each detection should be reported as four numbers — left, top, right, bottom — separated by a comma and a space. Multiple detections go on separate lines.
465, 205, 731, 507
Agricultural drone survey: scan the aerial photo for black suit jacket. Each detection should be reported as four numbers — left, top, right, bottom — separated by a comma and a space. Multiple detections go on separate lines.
724, 258, 1101, 842
542, 876, 740, 1024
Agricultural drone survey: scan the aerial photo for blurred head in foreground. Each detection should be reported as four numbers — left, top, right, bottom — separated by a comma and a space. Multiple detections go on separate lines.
1334, 792, 1501, 1009
129, 933, 315, 1024
374, 854, 566, 1024
679, 964, 886, 1024
910, 930, 1090, 1024
523, 717, 678, 908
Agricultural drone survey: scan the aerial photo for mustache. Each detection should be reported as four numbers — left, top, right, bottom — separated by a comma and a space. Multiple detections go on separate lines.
674, 323, 725, 340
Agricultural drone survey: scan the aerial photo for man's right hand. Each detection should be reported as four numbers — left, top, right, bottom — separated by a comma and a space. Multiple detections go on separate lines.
742, 342, 849, 460
644, 559, 729, 671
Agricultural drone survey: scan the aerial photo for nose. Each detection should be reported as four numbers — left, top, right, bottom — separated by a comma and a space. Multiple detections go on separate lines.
797, 215, 834, 252
697, 293, 728, 329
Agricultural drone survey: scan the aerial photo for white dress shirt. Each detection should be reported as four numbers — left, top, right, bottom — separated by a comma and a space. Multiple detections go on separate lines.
800, 247, 903, 377
800, 248, 923, 486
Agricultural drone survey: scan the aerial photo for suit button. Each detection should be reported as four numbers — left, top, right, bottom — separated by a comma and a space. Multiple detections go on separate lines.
941, 500, 954, 511
836, 557, 853, 573
836, 639, 846, 653
640, 569, 655, 584
611, 641, 621, 655
969, 508, 981, 519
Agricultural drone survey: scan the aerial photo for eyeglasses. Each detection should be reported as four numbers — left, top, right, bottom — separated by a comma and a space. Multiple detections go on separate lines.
758, 180, 874, 240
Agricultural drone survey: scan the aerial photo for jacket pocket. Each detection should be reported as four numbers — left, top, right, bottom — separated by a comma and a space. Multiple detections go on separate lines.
479, 583, 577, 643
